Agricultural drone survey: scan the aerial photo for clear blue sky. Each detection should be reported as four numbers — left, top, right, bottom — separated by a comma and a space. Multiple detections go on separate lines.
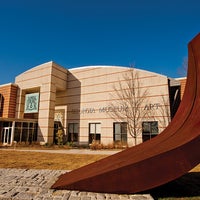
0, 0, 199, 84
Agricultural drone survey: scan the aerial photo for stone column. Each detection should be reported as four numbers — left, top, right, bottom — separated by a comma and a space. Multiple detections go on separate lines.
38, 83, 56, 144
15, 89, 26, 118
11, 121, 15, 144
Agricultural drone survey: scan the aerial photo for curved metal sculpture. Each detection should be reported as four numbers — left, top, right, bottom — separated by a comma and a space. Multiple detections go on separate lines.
51, 33, 200, 194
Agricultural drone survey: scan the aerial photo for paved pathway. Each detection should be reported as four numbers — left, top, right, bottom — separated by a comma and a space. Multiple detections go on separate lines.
0, 168, 153, 200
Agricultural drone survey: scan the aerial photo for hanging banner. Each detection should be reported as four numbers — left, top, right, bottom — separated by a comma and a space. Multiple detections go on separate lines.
24, 93, 40, 113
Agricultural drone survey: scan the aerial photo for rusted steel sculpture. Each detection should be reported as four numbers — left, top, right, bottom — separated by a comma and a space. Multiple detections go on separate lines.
51, 33, 200, 194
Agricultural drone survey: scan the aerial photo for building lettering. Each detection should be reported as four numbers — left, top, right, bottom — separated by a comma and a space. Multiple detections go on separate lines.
144, 103, 160, 110
71, 105, 128, 114
71, 103, 160, 114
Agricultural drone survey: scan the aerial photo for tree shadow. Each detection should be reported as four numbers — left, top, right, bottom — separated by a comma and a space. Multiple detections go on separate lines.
144, 172, 200, 200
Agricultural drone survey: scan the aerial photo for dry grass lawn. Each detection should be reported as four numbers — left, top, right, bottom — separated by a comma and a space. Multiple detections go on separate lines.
0, 148, 199, 171
0, 149, 107, 170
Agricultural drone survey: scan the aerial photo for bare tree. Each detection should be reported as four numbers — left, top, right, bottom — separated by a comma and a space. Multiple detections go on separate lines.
178, 57, 188, 77
152, 95, 171, 131
108, 67, 150, 146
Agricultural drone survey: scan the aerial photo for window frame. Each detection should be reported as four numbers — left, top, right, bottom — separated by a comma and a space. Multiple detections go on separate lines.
113, 122, 127, 144
68, 123, 79, 143
142, 121, 159, 142
89, 123, 101, 143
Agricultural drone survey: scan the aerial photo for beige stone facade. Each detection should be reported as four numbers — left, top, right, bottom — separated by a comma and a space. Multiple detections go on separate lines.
15, 62, 68, 144
0, 61, 182, 146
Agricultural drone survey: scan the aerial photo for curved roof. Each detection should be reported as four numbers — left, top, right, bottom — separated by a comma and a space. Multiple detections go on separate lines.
69, 65, 168, 78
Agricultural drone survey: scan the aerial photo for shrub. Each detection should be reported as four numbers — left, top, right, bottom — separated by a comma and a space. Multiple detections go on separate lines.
90, 141, 128, 150
89, 141, 104, 150
56, 128, 64, 146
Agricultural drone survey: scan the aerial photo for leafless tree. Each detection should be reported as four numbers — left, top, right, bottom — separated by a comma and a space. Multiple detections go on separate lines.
152, 95, 171, 131
178, 57, 188, 77
108, 67, 150, 145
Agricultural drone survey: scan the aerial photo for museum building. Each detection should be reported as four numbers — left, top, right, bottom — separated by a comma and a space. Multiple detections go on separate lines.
0, 61, 186, 146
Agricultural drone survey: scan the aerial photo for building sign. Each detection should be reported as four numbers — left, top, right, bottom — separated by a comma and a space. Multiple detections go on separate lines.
71, 105, 128, 115
71, 103, 161, 115
144, 103, 160, 110
24, 93, 39, 113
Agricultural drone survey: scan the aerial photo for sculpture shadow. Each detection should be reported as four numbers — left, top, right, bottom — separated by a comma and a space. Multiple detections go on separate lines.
145, 172, 200, 199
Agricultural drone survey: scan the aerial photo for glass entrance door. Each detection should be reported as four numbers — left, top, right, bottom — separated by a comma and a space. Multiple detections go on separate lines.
2, 127, 12, 145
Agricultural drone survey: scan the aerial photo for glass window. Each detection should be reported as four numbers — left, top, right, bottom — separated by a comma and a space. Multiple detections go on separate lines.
113, 122, 127, 144
142, 121, 158, 142
90, 123, 96, 134
96, 123, 101, 134
89, 123, 101, 143
13, 122, 38, 143
151, 121, 159, 134
115, 123, 121, 134
68, 123, 79, 142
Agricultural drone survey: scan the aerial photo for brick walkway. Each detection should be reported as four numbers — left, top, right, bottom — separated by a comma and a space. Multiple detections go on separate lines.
0, 168, 153, 200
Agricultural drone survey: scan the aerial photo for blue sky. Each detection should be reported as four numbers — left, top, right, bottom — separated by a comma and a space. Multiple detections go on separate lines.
0, 0, 199, 84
